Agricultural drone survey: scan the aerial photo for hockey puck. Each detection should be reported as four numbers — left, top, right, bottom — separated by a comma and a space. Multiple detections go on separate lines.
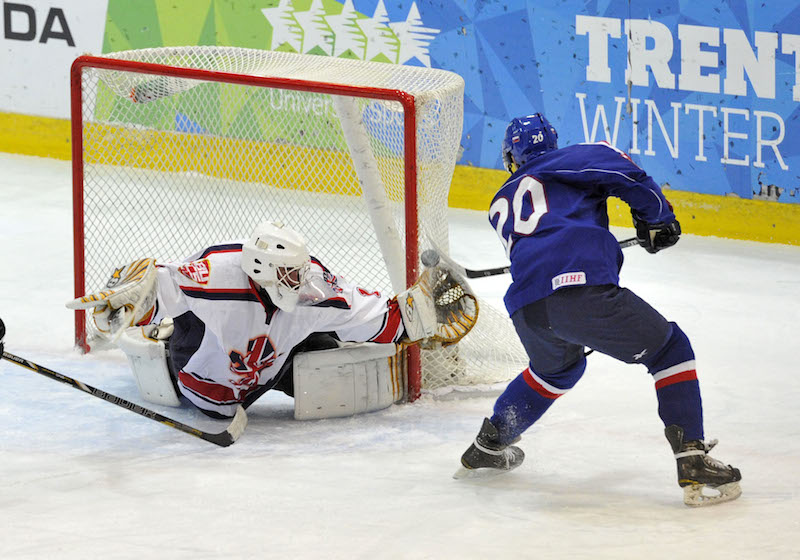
421, 250, 440, 267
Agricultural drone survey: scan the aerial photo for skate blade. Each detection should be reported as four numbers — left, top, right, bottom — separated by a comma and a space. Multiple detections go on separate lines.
453, 465, 518, 480
683, 481, 742, 507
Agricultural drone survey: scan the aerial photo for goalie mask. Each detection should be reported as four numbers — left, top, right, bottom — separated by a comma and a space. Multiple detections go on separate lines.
501, 113, 558, 172
241, 221, 311, 312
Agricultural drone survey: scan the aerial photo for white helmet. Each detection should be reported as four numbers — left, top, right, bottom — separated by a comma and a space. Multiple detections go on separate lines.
241, 221, 310, 312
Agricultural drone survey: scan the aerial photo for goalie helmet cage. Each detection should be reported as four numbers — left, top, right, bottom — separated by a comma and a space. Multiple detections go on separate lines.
70, 47, 528, 400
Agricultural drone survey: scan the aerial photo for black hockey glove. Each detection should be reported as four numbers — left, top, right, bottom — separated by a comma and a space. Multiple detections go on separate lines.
0, 317, 5, 355
632, 212, 681, 254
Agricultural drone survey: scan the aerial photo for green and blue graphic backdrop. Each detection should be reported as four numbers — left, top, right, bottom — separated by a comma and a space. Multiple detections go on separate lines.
103, 0, 800, 203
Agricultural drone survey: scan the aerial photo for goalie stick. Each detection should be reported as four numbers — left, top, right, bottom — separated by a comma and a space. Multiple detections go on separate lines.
0, 319, 246, 447
434, 237, 639, 279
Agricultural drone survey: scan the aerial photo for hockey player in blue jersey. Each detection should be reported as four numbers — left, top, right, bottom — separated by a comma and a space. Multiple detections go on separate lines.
455, 113, 742, 506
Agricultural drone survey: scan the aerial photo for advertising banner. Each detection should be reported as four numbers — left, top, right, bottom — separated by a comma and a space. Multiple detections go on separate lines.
424, 1, 799, 204
0, 0, 107, 118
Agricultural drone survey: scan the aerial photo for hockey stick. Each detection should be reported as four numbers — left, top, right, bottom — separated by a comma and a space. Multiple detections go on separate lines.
432, 237, 639, 279
0, 326, 247, 447
617, 236, 639, 249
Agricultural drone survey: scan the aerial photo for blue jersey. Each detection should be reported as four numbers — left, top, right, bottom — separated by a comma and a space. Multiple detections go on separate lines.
489, 142, 675, 316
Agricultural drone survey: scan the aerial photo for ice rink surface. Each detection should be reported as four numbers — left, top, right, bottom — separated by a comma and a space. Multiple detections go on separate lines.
1, 153, 799, 559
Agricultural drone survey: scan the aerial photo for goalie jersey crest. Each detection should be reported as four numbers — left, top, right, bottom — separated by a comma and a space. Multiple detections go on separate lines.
178, 259, 211, 284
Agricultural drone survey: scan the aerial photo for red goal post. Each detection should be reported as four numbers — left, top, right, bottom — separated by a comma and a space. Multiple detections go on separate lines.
70, 47, 527, 399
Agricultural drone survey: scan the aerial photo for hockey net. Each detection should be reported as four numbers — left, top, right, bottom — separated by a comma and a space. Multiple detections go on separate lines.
71, 47, 528, 397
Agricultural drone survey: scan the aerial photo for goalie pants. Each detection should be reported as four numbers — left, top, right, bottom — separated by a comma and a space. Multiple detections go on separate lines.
236, 331, 340, 408
167, 311, 339, 419
490, 284, 703, 445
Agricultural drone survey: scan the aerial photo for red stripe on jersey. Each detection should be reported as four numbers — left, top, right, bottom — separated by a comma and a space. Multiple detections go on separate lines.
135, 305, 155, 326
522, 368, 562, 400
655, 369, 697, 390
205, 248, 240, 255
178, 370, 239, 404
372, 298, 404, 343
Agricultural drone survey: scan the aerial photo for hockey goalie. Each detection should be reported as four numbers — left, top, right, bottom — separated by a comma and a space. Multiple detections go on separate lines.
67, 221, 477, 420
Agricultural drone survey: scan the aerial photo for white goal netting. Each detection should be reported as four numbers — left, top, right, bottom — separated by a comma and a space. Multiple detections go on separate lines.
73, 47, 528, 394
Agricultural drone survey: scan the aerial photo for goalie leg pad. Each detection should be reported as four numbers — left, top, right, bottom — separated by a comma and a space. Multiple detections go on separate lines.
117, 324, 181, 407
293, 342, 403, 420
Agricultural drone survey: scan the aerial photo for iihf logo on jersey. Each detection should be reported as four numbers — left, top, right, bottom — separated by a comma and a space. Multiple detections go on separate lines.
178, 259, 211, 284
552, 271, 586, 290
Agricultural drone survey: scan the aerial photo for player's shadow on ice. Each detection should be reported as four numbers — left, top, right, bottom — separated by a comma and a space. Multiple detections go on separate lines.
454, 468, 678, 509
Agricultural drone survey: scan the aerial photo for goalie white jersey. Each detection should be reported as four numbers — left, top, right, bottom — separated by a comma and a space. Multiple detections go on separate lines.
151, 243, 405, 417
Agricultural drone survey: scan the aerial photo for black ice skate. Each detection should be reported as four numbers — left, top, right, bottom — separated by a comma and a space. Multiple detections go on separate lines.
664, 425, 742, 507
453, 418, 524, 479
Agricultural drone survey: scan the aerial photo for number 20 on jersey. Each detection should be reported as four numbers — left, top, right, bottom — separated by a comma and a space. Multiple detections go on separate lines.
489, 176, 549, 258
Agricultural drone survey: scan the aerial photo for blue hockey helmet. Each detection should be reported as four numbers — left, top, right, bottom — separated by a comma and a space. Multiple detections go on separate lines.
501, 113, 559, 172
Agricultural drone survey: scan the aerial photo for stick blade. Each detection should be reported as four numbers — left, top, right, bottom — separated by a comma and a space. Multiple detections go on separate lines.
203, 405, 248, 447
226, 405, 249, 441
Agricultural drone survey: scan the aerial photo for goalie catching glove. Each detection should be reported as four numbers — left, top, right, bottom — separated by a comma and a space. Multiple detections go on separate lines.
397, 252, 479, 346
66, 258, 158, 341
